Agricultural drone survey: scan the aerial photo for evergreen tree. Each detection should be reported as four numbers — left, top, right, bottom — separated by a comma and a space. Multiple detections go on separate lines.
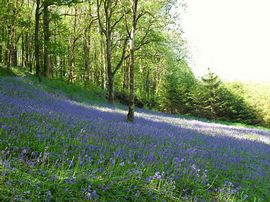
196, 68, 222, 119
159, 60, 195, 114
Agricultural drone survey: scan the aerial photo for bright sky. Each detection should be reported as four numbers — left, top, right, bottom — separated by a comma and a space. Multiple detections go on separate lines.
178, 0, 270, 82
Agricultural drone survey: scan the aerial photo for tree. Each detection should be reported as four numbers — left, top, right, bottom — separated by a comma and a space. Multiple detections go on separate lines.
199, 68, 222, 119
35, 0, 41, 81
43, 0, 51, 78
42, 0, 79, 78
159, 58, 195, 114
97, 0, 129, 103
127, 0, 139, 122
67, 5, 79, 84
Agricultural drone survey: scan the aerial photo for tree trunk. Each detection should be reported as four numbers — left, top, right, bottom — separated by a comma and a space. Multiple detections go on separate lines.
146, 68, 150, 99
43, 2, 51, 78
127, 0, 138, 122
6, 26, 11, 68
106, 29, 114, 102
108, 75, 114, 103
99, 31, 107, 90
21, 32, 24, 67
35, 0, 41, 81
0, 38, 2, 64
122, 59, 129, 91
0, 46, 2, 64
10, 1, 18, 67
106, 50, 114, 102
0, 27, 3, 64
68, 7, 78, 84
60, 56, 64, 79
83, 30, 90, 86
94, 44, 100, 86
10, 43, 17, 67
25, 32, 30, 70
68, 40, 76, 84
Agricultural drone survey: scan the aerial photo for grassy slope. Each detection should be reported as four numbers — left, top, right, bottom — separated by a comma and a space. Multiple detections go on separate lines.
0, 66, 107, 104
1, 66, 270, 201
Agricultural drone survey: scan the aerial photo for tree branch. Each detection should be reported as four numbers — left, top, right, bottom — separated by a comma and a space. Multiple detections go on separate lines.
113, 36, 129, 76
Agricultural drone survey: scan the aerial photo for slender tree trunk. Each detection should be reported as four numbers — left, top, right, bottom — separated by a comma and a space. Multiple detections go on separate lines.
105, 17, 114, 102
63, 55, 67, 78
94, 44, 100, 86
146, 68, 150, 99
6, 26, 11, 68
106, 30, 114, 103
83, 30, 90, 86
99, 31, 107, 90
12, 0, 21, 67
25, 32, 30, 69
43, 2, 51, 78
122, 59, 129, 91
127, 0, 138, 122
68, 40, 76, 84
108, 74, 114, 103
35, 0, 41, 81
0, 32, 2, 64
60, 57, 63, 79
127, 38, 135, 121
29, 37, 33, 73
68, 7, 78, 84
0, 46, 2, 64
10, 2, 17, 67
50, 55, 53, 78
21, 32, 25, 67
0, 27, 3, 64
97, 0, 114, 103
10, 43, 17, 67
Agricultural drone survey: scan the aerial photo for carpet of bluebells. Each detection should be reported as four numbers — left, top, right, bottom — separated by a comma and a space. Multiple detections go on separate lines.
0, 77, 270, 201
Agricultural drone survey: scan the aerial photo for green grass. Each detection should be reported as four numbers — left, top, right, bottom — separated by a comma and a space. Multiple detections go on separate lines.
0, 65, 31, 77
0, 66, 17, 77
28, 76, 107, 105
0, 65, 107, 105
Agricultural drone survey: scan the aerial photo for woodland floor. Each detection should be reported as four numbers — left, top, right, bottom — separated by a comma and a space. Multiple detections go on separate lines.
0, 71, 270, 201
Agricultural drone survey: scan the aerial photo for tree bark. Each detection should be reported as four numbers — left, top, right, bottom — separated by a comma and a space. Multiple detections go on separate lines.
0, 30, 2, 64
127, 0, 138, 122
99, 29, 107, 90
43, 2, 51, 78
122, 59, 129, 91
10, 43, 17, 67
21, 32, 25, 67
106, 34, 114, 103
68, 40, 76, 84
0, 27, 3, 64
35, 0, 41, 81
25, 32, 30, 70
83, 30, 90, 86
103, 0, 114, 103
10, 2, 18, 67
6, 26, 11, 68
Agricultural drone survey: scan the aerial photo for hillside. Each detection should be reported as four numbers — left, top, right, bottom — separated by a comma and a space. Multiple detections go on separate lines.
0, 73, 270, 201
